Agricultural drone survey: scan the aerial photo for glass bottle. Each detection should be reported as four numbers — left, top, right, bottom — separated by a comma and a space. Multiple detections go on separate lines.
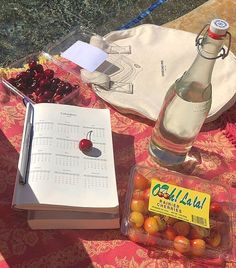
149, 19, 230, 166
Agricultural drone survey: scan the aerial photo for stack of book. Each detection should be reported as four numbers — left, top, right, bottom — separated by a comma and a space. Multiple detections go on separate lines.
12, 103, 119, 229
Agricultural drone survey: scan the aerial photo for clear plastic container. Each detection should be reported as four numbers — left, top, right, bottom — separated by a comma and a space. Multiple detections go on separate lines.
121, 166, 234, 262
0, 26, 124, 105
1, 51, 84, 105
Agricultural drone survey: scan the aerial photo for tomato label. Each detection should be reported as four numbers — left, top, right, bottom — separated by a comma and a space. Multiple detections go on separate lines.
148, 180, 211, 228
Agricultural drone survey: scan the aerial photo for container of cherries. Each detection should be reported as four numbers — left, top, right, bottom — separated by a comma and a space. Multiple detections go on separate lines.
1, 52, 84, 105
121, 166, 234, 262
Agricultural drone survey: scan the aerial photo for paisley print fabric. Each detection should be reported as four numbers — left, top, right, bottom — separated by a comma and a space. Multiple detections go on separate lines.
0, 68, 235, 268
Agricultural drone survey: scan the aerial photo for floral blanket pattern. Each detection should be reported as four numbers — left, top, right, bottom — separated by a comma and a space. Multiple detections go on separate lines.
0, 74, 235, 267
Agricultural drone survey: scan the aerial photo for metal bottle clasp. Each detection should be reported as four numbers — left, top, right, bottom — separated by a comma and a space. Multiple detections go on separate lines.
195, 24, 231, 60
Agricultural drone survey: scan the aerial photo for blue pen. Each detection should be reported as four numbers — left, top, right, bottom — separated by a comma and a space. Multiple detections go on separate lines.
18, 102, 34, 185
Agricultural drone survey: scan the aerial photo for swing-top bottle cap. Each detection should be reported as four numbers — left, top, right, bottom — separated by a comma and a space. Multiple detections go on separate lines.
209, 19, 229, 38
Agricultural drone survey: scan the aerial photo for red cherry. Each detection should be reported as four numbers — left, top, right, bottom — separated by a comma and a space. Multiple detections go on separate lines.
64, 82, 72, 93
210, 202, 222, 214
29, 80, 39, 90
39, 79, 50, 88
28, 92, 37, 102
44, 69, 54, 79
16, 82, 26, 91
36, 95, 47, 103
19, 71, 31, 81
15, 73, 22, 80
43, 90, 54, 99
79, 139, 93, 152
55, 87, 65, 95
35, 64, 44, 73
34, 72, 45, 81
26, 68, 35, 78
58, 81, 66, 89
51, 78, 60, 86
28, 60, 38, 70
79, 131, 93, 152
8, 78, 17, 86
35, 87, 45, 96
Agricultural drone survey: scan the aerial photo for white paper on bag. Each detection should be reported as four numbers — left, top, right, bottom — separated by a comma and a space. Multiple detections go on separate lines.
61, 40, 108, 72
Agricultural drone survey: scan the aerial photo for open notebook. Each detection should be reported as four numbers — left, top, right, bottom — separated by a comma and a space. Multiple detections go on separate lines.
12, 103, 119, 229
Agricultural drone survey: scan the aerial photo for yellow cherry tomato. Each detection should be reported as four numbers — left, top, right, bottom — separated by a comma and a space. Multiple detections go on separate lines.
173, 236, 190, 254
173, 221, 190, 236
133, 173, 150, 190
144, 217, 159, 235
130, 199, 148, 214
208, 230, 221, 248
153, 215, 166, 231
129, 211, 145, 228
163, 226, 177, 241
190, 239, 206, 256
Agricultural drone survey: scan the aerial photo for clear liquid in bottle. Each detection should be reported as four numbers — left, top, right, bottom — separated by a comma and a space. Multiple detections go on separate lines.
149, 80, 212, 165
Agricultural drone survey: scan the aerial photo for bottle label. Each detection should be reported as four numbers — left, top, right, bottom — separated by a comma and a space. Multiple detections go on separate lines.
148, 180, 211, 228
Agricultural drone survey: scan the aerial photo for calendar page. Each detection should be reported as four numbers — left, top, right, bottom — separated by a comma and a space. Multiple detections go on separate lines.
12, 103, 119, 213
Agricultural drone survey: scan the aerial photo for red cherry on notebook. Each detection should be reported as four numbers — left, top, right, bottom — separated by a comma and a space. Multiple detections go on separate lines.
79, 139, 93, 152
79, 131, 93, 152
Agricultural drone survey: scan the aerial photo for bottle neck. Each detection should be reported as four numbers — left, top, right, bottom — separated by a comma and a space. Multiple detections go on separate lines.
180, 34, 224, 86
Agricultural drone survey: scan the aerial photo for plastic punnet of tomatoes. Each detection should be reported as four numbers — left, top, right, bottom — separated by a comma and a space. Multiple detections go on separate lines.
121, 166, 235, 262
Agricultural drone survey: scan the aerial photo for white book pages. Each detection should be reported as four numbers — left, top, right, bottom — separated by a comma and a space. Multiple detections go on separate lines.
12, 103, 119, 213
